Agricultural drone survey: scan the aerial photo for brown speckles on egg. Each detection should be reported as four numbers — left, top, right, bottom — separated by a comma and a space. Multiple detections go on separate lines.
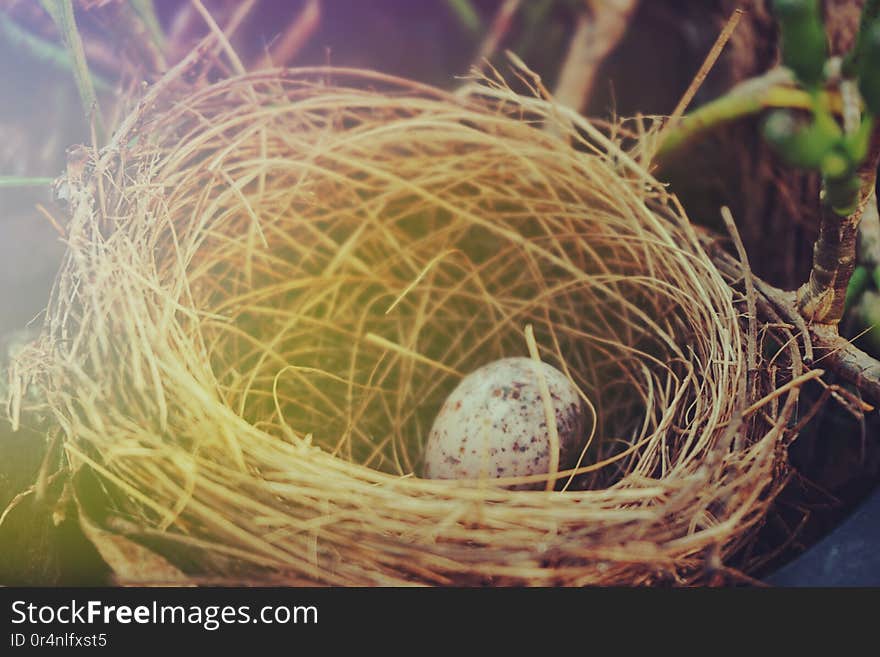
422, 357, 587, 490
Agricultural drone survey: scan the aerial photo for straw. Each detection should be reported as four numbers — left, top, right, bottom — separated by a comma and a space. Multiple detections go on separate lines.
10, 67, 809, 586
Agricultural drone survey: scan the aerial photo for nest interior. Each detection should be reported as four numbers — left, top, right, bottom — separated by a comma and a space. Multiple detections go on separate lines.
11, 68, 806, 585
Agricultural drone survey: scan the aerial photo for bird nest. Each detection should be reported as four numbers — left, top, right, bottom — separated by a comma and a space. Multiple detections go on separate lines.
9, 67, 810, 585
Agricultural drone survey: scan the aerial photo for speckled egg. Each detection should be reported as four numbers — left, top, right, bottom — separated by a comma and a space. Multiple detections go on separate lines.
423, 357, 586, 490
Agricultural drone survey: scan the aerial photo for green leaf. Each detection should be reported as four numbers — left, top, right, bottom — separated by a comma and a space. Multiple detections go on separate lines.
820, 148, 851, 179
772, 0, 828, 87
762, 108, 840, 169
842, 113, 875, 164
824, 174, 861, 215
846, 265, 870, 310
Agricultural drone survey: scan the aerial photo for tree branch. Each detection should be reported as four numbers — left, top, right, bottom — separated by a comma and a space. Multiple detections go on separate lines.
711, 245, 880, 407
810, 323, 880, 403
797, 122, 880, 323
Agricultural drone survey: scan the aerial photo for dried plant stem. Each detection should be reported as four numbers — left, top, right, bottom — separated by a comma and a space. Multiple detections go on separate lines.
10, 67, 812, 586
714, 248, 880, 405
666, 8, 742, 127
721, 206, 758, 401
254, 0, 320, 70
190, 0, 246, 75
469, 0, 519, 71
552, 0, 638, 113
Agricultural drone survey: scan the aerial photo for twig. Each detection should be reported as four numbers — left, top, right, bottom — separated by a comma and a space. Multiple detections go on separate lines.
35, 203, 67, 238
469, 0, 520, 72
190, 0, 247, 75
752, 277, 814, 365
713, 247, 814, 364
720, 251, 880, 405
254, 0, 321, 70
740, 370, 825, 419
813, 376, 874, 416
710, 239, 880, 407
667, 8, 743, 128
721, 206, 758, 401
552, 0, 639, 113
810, 323, 880, 403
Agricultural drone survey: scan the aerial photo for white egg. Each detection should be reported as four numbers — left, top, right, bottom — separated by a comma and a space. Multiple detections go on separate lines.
423, 357, 586, 489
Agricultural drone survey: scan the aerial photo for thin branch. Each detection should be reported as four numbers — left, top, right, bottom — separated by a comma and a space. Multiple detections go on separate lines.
710, 234, 880, 407
254, 0, 321, 70
721, 206, 759, 401
716, 248, 880, 405
469, 0, 520, 73
667, 8, 743, 126
810, 323, 880, 404
190, 0, 247, 75
552, 0, 638, 113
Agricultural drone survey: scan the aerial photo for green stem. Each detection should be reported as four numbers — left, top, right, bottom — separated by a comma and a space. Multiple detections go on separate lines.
655, 70, 844, 163
39, 0, 106, 142
0, 177, 54, 188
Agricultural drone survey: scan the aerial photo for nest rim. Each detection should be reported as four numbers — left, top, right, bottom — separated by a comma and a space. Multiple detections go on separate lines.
10, 67, 807, 586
